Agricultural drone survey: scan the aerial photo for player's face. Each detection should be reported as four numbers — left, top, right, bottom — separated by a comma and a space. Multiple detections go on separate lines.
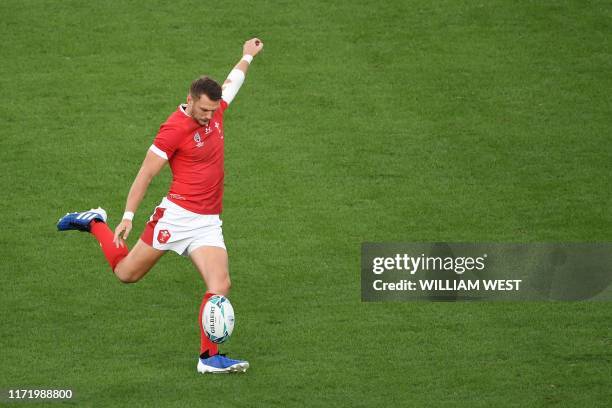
188, 94, 221, 126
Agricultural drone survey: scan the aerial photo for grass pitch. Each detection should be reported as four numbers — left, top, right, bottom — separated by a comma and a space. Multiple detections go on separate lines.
1, 0, 611, 406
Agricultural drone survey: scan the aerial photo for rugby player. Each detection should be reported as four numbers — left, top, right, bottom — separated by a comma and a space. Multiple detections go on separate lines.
57, 38, 264, 374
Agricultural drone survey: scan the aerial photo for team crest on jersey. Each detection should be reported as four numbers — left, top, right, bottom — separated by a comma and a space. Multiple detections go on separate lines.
157, 229, 171, 244
193, 132, 204, 148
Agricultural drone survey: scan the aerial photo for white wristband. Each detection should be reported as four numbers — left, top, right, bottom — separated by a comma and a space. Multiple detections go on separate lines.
122, 211, 134, 221
241, 54, 253, 64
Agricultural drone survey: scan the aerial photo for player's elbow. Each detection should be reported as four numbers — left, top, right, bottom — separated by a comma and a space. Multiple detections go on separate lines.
137, 166, 157, 183
131, 171, 155, 194
140, 172, 156, 185
221, 69, 245, 105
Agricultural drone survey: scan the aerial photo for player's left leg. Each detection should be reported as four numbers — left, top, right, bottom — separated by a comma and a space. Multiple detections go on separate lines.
190, 246, 249, 374
57, 207, 130, 271
113, 239, 166, 283
57, 208, 165, 282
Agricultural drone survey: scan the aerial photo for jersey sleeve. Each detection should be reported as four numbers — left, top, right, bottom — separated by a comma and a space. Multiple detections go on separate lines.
221, 68, 245, 105
218, 99, 229, 114
150, 124, 182, 160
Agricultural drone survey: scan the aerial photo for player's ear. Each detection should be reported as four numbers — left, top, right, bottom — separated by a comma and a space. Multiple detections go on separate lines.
186, 94, 192, 104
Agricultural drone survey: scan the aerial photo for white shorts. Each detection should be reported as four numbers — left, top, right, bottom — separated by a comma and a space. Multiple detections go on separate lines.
140, 197, 226, 256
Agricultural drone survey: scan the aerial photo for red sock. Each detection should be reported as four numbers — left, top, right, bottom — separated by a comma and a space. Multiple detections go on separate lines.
90, 221, 128, 271
199, 292, 219, 357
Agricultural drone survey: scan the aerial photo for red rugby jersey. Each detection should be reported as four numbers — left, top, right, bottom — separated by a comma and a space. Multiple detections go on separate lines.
150, 101, 228, 214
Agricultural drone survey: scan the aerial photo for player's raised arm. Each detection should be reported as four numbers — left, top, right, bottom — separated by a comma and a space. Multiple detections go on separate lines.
221, 38, 264, 105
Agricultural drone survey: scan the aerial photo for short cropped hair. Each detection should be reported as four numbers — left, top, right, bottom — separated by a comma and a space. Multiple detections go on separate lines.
189, 76, 222, 101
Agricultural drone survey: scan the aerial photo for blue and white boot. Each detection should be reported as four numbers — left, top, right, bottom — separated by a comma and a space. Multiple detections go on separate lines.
57, 207, 107, 232
197, 354, 249, 374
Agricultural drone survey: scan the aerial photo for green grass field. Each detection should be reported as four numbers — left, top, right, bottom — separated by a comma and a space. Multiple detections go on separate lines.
1, 0, 611, 406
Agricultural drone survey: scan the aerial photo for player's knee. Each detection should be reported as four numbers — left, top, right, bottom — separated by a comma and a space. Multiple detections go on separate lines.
211, 277, 231, 296
114, 264, 142, 284
117, 274, 141, 284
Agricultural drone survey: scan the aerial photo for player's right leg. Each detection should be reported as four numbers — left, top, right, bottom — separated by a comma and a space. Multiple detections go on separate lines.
57, 208, 165, 282
191, 246, 249, 374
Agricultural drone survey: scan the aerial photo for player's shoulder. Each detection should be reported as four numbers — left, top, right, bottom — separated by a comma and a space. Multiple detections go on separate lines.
215, 100, 229, 120
160, 105, 198, 133
219, 100, 229, 114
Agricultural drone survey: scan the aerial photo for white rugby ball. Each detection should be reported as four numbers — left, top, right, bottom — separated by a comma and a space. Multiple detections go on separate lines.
203, 295, 235, 344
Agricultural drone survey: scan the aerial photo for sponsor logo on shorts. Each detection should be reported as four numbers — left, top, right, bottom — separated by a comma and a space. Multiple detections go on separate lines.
157, 229, 171, 244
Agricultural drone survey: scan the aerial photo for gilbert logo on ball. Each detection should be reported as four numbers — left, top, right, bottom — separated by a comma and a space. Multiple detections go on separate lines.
203, 295, 235, 344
